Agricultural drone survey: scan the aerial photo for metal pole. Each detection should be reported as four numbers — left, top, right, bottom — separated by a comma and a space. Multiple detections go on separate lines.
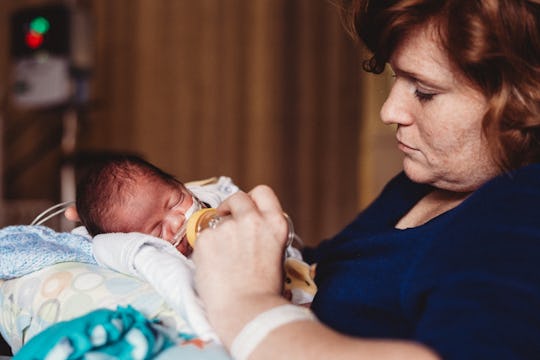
0, 89, 4, 225
60, 107, 77, 231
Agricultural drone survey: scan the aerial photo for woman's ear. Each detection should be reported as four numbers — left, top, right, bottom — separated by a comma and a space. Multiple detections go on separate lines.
64, 205, 80, 221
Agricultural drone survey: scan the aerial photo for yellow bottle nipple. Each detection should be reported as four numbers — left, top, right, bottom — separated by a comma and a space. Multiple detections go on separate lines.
186, 208, 221, 247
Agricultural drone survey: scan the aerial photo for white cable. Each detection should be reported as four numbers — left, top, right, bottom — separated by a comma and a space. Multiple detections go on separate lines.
30, 200, 75, 226
230, 304, 317, 360
32, 208, 70, 226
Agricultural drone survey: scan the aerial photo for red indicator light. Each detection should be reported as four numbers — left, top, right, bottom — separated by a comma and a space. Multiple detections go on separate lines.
25, 31, 43, 49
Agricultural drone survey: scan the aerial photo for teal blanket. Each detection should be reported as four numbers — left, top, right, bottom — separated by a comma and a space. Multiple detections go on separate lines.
14, 306, 174, 360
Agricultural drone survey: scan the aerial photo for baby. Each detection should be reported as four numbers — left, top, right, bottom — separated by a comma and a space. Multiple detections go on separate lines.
66, 155, 316, 305
65, 155, 238, 257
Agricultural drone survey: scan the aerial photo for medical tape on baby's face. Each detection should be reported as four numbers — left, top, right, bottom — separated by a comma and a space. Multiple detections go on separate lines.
170, 195, 204, 247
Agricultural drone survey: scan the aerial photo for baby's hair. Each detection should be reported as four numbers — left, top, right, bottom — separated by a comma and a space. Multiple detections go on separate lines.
76, 154, 181, 236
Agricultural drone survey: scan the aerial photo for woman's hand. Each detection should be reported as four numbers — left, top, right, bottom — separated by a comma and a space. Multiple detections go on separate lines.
192, 185, 440, 360
192, 185, 290, 346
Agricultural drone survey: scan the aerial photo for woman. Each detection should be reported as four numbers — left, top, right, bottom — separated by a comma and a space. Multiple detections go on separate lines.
192, 0, 540, 359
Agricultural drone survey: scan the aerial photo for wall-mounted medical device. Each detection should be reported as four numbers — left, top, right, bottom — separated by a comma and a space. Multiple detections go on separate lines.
10, 4, 71, 109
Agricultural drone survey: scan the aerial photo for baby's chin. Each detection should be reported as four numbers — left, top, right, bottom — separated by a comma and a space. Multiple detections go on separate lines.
175, 236, 193, 257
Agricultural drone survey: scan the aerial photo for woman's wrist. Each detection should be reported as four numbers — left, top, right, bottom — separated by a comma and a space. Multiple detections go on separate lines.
206, 294, 289, 347
230, 304, 317, 360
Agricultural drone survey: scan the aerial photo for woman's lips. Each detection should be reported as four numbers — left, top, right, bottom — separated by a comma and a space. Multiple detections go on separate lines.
397, 139, 416, 153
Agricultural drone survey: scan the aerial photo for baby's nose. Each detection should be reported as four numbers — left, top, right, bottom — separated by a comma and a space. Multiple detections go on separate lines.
163, 213, 186, 239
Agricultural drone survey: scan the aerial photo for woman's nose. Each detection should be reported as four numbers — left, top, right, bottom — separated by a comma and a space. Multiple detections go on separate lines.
380, 81, 414, 126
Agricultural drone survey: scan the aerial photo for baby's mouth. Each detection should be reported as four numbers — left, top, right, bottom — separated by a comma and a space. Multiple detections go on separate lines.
170, 223, 195, 256
178, 236, 193, 256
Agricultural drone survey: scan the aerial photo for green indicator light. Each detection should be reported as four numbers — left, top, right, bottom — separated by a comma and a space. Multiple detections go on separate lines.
30, 17, 50, 35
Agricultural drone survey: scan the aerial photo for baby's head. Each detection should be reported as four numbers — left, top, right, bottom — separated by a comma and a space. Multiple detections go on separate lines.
75, 155, 199, 256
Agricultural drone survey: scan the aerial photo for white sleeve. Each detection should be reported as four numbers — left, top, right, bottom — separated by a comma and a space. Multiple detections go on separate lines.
134, 245, 219, 343
92, 232, 173, 276
92, 233, 219, 342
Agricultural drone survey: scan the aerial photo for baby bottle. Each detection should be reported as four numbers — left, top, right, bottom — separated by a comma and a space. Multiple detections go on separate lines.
185, 208, 222, 247
185, 209, 300, 250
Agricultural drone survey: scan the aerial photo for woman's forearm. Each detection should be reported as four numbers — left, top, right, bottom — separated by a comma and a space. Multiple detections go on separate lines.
208, 294, 439, 360
251, 321, 439, 360
251, 314, 439, 360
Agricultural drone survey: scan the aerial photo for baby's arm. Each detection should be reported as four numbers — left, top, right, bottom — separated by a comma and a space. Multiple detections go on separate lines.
92, 232, 218, 342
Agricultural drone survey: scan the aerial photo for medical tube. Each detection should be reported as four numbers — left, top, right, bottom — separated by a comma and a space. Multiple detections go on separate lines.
170, 196, 206, 248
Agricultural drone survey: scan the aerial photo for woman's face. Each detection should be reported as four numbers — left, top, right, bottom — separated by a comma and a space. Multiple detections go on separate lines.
380, 24, 500, 192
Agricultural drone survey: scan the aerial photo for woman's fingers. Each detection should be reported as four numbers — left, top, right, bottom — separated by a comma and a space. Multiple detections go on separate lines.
213, 185, 288, 246
249, 185, 283, 214
214, 190, 254, 218
216, 185, 282, 217
249, 185, 289, 247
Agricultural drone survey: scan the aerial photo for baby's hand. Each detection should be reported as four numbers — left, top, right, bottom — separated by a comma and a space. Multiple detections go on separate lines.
93, 232, 181, 277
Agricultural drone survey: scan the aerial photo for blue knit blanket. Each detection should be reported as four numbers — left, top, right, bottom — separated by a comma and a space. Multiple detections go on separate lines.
0, 225, 97, 279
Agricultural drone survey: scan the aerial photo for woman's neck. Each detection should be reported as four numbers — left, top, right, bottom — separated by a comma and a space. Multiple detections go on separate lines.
395, 189, 472, 229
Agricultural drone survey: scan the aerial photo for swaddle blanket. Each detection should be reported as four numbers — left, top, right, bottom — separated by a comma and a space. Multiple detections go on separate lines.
14, 305, 174, 360
0, 224, 216, 343
0, 225, 96, 279
92, 232, 219, 343
186, 176, 239, 208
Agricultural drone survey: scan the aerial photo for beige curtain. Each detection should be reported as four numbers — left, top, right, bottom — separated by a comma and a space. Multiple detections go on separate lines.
87, 0, 367, 245
1, 0, 402, 245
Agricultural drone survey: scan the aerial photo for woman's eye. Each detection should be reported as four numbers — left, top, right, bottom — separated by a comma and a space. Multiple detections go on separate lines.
414, 89, 435, 102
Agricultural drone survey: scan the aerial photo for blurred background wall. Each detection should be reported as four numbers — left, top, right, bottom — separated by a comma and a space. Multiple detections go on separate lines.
0, 0, 402, 246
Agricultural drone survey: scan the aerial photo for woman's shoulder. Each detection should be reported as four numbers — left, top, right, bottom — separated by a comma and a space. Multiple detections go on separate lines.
479, 162, 540, 195
461, 163, 540, 220
405, 166, 540, 352
412, 164, 540, 277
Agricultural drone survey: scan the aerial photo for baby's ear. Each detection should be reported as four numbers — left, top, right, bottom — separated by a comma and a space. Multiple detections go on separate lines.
64, 205, 80, 221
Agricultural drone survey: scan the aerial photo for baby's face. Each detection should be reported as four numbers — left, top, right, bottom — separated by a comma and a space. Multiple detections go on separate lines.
109, 177, 196, 256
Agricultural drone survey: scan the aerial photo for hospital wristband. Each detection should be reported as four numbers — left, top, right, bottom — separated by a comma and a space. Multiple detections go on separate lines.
230, 304, 317, 360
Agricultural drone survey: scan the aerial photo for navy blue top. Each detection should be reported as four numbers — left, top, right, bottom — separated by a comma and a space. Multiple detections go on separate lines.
304, 164, 540, 359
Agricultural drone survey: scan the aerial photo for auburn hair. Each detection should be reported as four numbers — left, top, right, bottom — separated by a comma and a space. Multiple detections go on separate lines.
340, 0, 540, 171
